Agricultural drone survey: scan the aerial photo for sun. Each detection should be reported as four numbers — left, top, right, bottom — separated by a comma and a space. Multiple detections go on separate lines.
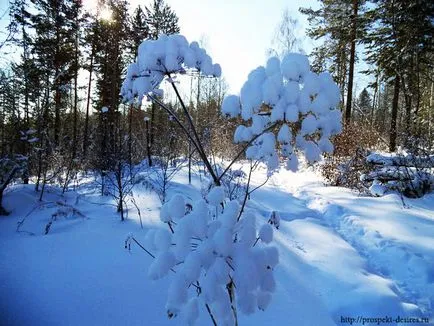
100, 6, 112, 21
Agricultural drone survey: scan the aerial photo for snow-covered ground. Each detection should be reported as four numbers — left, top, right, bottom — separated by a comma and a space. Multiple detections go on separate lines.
1, 163, 433, 325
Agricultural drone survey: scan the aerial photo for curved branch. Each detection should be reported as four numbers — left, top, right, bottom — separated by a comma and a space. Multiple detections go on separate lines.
217, 122, 280, 183
167, 73, 220, 185
147, 94, 202, 152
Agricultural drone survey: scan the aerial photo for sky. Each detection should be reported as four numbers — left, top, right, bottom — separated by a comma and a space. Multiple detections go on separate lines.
0, 0, 370, 96
80, 0, 321, 95
136, 0, 319, 93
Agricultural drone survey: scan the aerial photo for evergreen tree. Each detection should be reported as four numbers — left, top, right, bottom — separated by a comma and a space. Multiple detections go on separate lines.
363, 0, 434, 151
300, 1, 354, 103
92, 0, 130, 172
143, 0, 180, 166
145, 0, 180, 40
300, 0, 367, 120
30, 0, 82, 147
129, 5, 148, 57
355, 88, 371, 121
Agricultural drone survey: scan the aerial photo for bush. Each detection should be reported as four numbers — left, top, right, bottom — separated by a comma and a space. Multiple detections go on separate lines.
321, 121, 386, 192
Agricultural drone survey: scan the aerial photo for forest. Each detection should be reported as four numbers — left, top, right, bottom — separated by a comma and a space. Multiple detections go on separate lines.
0, 0, 433, 325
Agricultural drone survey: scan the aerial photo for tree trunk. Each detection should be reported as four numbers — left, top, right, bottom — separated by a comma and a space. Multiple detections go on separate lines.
0, 190, 8, 216
128, 104, 133, 171
116, 162, 124, 221
54, 9, 61, 148
389, 75, 400, 152
345, 0, 358, 125
83, 43, 95, 158
54, 89, 61, 147
0, 166, 18, 216
145, 119, 152, 166
72, 14, 79, 159
371, 73, 379, 126
149, 102, 155, 166
404, 93, 412, 139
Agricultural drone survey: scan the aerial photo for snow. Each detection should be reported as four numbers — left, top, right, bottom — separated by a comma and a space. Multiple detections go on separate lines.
121, 34, 221, 104
168, 194, 185, 219
222, 52, 341, 173
148, 250, 177, 280
184, 298, 199, 325
277, 124, 292, 144
300, 114, 318, 135
154, 228, 172, 251
268, 211, 281, 229
222, 95, 241, 118
281, 53, 310, 81
258, 223, 273, 243
212, 227, 233, 256
206, 186, 225, 206
0, 162, 433, 325
304, 141, 321, 163
370, 180, 387, 197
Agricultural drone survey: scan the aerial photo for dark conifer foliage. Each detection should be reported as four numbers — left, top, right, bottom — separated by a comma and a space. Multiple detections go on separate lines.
301, 0, 433, 152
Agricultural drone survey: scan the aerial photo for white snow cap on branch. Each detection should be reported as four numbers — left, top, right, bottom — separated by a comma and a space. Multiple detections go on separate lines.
222, 54, 342, 172
121, 34, 221, 103
153, 192, 279, 324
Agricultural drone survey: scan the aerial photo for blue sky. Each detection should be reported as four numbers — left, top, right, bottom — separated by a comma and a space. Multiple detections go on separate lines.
89, 0, 371, 95
152, 0, 319, 93
1, 0, 370, 96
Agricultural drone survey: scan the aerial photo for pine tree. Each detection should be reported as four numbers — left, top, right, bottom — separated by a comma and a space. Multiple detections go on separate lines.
143, 0, 180, 166
30, 0, 81, 147
129, 5, 148, 57
92, 0, 130, 172
300, 0, 354, 103
356, 88, 371, 122
145, 0, 180, 40
300, 0, 366, 119
363, 0, 434, 151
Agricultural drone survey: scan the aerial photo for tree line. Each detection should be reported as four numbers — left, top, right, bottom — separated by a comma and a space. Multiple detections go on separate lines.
0, 0, 432, 210
0, 0, 235, 203
300, 0, 433, 152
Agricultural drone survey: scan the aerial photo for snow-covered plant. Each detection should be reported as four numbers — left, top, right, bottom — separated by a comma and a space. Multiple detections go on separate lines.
121, 34, 222, 186
210, 166, 247, 201
121, 34, 221, 103
222, 54, 342, 173
122, 34, 341, 325
137, 192, 278, 325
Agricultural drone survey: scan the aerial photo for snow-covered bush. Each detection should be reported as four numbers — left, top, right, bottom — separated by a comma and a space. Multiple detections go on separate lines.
211, 166, 247, 201
222, 54, 342, 174
122, 34, 341, 325
362, 151, 434, 198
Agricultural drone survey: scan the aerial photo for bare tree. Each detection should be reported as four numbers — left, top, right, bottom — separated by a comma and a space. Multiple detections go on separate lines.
267, 9, 304, 58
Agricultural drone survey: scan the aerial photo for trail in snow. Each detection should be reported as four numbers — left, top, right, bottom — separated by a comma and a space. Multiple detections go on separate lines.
244, 165, 433, 322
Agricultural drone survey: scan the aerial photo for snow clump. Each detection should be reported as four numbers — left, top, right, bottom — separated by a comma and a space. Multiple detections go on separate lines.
121, 34, 221, 104
222, 54, 342, 173
147, 192, 279, 325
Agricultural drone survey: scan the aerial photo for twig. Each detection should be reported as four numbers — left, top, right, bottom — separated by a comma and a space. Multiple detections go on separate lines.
130, 195, 143, 229
205, 303, 217, 326
128, 236, 155, 259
